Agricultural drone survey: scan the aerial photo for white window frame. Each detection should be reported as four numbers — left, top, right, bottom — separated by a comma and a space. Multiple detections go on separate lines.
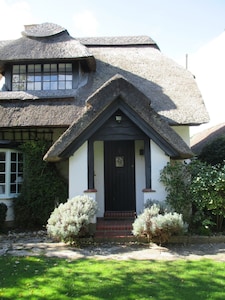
0, 149, 23, 199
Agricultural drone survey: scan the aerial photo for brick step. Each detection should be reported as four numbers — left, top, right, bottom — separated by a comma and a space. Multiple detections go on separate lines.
104, 211, 136, 219
94, 230, 133, 238
96, 219, 134, 231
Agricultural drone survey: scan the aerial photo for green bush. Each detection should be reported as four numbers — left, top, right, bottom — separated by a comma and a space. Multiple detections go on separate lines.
14, 140, 68, 228
132, 204, 185, 244
160, 161, 192, 222
0, 203, 7, 229
47, 195, 98, 244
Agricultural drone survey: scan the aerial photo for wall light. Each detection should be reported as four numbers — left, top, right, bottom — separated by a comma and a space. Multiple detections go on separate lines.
115, 115, 122, 123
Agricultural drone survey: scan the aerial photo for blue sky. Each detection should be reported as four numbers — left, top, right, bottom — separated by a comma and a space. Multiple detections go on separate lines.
0, 0, 225, 64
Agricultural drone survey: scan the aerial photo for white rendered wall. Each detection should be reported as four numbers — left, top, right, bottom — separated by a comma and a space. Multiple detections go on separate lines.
94, 141, 104, 217
150, 140, 170, 202
69, 142, 88, 199
173, 126, 190, 146
135, 140, 145, 214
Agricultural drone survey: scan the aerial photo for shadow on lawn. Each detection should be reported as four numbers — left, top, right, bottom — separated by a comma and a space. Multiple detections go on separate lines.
0, 256, 225, 299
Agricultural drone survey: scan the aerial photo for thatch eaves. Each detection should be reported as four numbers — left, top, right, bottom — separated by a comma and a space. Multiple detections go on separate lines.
191, 123, 225, 155
0, 23, 96, 71
44, 75, 193, 162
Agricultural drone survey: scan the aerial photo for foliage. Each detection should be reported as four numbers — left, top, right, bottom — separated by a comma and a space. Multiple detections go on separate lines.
14, 140, 68, 228
191, 162, 225, 231
160, 159, 225, 233
0, 202, 7, 229
1, 256, 225, 300
160, 161, 192, 222
132, 204, 185, 244
199, 136, 225, 166
47, 195, 98, 243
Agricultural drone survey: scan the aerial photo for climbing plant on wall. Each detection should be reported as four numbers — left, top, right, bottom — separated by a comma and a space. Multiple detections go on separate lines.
14, 140, 68, 228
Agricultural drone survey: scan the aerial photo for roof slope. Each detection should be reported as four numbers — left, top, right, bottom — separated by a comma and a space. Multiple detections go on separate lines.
0, 23, 95, 71
44, 75, 193, 162
191, 123, 225, 154
0, 23, 209, 128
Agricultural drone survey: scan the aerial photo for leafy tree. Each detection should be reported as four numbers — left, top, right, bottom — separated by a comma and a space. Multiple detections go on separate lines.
14, 140, 68, 228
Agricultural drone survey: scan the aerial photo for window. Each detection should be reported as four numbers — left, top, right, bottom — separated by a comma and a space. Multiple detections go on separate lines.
0, 150, 23, 197
12, 63, 73, 91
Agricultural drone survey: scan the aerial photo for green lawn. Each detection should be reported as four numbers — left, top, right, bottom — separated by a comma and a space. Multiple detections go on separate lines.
0, 256, 224, 300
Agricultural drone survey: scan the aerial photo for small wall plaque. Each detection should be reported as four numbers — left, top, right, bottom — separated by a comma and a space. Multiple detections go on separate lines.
115, 156, 124, 167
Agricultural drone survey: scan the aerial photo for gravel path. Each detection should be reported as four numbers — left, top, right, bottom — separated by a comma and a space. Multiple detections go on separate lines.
1, 231, 225, 261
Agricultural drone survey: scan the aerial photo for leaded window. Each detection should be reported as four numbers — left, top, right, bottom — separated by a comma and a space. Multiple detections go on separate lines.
0, 150, 23, 197
12, 63, 73, 91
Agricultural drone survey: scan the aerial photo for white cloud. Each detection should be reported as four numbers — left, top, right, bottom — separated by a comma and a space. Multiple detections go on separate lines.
72, 10, 99, 36
0, 0, 35, 40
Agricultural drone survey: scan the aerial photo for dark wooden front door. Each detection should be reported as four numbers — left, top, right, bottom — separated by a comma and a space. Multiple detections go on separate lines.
104, 140, 135, 211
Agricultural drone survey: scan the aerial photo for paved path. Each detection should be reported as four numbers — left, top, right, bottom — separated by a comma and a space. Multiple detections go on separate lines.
1, 231, 225, 261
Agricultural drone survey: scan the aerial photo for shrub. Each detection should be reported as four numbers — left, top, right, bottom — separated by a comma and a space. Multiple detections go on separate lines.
132, 204, 185, 244
47, 195, 98, 244
0, 203, 7, 229
160, 161, 192, 222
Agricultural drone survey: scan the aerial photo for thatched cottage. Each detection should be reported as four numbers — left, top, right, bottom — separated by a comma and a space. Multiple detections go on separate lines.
0, 23, 209, 229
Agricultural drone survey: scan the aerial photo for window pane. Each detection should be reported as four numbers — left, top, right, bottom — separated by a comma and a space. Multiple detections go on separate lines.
27, 82, 34, 90
59, 74, 66, 80
12, 74, 20, 83
10, 174, 16, 183
28, 65, 34, 72
59, 81, 65, 89
66, 81, 72, 89
35, 64, 41, 72
0, 163, 5, 172
66, 74, 72, 81
0, 185, 5, 194
59, 63, 65, 72
43, 75, 50, 81
18, 153, 23, 162
20, 65, 26, 73
11, 163, 16, 172
0, 152, 5, 161
51, 64, 57, 72
50, 82, 57, 90
0, 174, 5, 183
35, 74, 42, 82
11, 153, 16, 161
66, 63, 72, 71
27, 75, 34, 82
44, 64, 50, 72
43, 82, 50, 90
13, 65, 20, 73
10, 184, 16, 193
51, 74, 57, 81
34, 82, 42, 90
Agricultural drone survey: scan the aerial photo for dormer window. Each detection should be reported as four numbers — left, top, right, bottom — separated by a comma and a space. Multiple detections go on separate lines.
12, 63, 73, 91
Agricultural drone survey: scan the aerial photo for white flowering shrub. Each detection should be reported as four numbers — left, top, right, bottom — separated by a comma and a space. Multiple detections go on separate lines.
132, 204, 185, 244
47, 195, 97, 243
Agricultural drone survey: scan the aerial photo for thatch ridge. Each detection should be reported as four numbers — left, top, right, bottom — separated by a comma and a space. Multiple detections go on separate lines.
44, 75, 193, 162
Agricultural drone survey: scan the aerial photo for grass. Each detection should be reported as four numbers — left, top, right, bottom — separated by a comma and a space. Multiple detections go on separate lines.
0, 256, 224, 300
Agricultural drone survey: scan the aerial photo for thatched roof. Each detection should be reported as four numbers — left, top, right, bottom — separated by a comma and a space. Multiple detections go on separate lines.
0, 23, 95, 71
44, 75, 194, 161
191, 123, 225, 154
0, 25, 209, 127
0, 22, 209, 160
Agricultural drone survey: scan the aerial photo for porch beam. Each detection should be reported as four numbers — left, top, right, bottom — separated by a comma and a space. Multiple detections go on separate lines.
144, 138, 151, 189
88, 140, 94, 189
